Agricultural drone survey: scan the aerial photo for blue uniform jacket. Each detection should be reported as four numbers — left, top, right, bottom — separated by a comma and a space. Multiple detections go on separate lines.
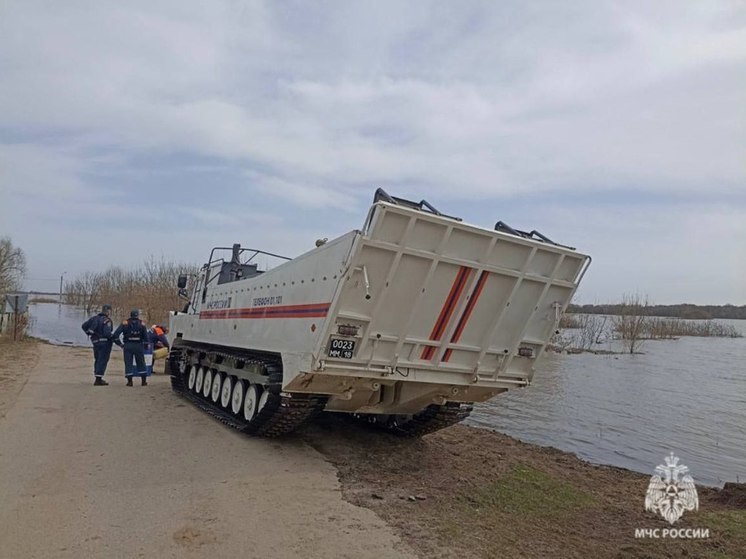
112, 318, 148, 347
81, 313, 113, 344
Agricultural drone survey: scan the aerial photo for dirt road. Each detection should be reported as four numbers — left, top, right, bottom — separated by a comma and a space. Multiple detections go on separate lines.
0, 343, 415, 558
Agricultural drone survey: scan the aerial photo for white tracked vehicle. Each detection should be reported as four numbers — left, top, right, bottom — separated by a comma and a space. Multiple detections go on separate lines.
168, 189, 591, 437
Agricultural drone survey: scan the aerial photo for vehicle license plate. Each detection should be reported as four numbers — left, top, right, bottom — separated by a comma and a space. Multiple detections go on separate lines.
328, 338, 356, 359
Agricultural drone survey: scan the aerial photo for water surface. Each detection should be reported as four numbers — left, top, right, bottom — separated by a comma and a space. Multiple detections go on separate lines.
28, 302, 90, 347
469, 321, 746, 487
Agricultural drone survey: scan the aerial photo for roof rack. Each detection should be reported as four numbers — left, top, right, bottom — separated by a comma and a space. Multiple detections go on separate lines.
372, 188, 572, 249
494, 221, 575, 250
373, 188, 462, 222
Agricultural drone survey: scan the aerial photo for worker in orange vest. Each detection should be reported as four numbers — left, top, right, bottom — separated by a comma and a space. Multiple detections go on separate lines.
148, 324, 170, 360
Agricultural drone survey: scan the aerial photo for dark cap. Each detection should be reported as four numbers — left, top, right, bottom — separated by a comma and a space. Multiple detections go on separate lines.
102, 304, 112, 313
130, 309, 140, 318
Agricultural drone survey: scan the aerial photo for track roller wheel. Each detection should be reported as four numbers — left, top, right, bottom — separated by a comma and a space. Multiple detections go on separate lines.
195, 367, 205, 394
187, 366, 196, 391
211, 372, 223, 403
243, 383, 260, 421
231, 379, 246, 415
221, 375, 234, 408
202, 369, 213, 398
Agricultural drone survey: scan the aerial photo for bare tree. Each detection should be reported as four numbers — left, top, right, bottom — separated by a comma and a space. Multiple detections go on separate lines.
613, 293, 649, 354
0, 237, 27, 295
64, 272, 104, 314
574, 314, 609, 350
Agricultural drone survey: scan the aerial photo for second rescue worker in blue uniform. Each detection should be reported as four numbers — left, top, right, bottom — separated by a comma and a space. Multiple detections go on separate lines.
81, 304, 114, 385
112, 309, 149, 386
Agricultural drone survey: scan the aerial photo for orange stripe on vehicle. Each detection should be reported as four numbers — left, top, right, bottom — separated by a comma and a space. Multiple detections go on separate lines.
199, 302, 330, 320
421, 266, 472, 360
444, 271, 489, 362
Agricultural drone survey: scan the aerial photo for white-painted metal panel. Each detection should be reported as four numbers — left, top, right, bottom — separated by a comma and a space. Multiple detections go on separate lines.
314, 203, 590, 389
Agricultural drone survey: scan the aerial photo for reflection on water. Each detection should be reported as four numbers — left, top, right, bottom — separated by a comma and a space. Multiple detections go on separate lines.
29, 303, 746, 486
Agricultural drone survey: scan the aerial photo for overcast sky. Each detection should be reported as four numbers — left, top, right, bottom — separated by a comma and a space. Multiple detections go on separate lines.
1, 1, 744, 304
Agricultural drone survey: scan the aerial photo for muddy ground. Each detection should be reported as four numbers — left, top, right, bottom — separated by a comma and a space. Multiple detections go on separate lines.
2, 338, 744, 558
304, 418, 746, 558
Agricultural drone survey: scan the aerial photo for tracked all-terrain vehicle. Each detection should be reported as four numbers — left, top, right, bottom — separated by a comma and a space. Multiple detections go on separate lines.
168, 189, 590, 437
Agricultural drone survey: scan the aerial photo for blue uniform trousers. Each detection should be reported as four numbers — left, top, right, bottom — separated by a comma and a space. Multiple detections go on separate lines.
123, 342, 147, 377
92, 341, 112, 377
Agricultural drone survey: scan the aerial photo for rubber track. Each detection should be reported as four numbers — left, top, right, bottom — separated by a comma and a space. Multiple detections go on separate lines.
360, 402, 474, 437
170, 346, 327, 437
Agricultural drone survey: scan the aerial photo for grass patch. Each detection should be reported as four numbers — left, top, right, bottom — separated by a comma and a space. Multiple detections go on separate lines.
431, 464, 599, 557
459, 464, 596, 517
701, 510, 746, 540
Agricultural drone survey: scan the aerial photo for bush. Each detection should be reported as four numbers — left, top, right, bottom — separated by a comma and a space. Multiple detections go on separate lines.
645, 317, 742, 339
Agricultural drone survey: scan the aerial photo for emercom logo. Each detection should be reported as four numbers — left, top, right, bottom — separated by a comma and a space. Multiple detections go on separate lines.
645, 452, 699, 524
635, 452, 710, 540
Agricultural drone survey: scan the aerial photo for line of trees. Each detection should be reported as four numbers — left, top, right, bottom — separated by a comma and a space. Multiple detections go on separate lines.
559, 294, 742, 354
568, 303, 746, 320
64, 257, 197, 325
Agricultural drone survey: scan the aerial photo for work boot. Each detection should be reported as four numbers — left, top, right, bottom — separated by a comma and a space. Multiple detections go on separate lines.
126, 377, 133, 387
94, 377, 109, 386
141, 376, 148, 386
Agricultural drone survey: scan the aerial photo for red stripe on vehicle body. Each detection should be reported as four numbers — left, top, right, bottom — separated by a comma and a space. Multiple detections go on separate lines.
199, 302, 331, 320
420, 266, 472, 360
443, 271, 490, 362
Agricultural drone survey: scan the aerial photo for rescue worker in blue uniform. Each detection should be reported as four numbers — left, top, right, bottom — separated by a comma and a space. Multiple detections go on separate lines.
112, 309, 149, 386
81, 304, 114, 386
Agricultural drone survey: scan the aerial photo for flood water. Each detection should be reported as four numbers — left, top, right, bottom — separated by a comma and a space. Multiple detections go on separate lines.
468, 321, 746, 487
28, 302, 746, 486
27, 302, 91, 347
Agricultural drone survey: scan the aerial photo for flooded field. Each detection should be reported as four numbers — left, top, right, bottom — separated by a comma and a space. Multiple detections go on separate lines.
28, 302, 746, 486
27, 302, 90, 347
470, 321, 746, 487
